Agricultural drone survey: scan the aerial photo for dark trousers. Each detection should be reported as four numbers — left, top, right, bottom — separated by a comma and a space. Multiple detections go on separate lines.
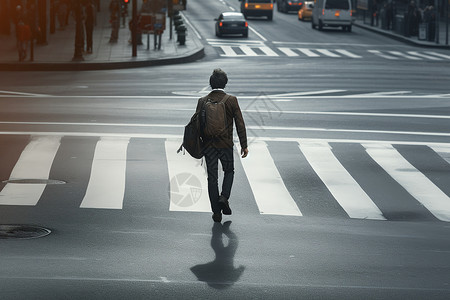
204, 147, 234, 214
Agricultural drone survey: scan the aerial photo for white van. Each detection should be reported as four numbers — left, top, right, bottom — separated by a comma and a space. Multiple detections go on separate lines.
311, 0, 352, 32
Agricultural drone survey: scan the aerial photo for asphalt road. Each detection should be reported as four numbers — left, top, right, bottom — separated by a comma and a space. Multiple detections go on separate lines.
0, 0, 450, 299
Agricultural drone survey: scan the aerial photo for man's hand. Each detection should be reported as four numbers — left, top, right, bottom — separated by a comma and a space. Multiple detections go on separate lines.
241, 147, 248, 158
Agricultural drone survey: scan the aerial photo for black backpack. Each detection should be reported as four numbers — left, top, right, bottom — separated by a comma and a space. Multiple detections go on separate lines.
177, 110, 204, 159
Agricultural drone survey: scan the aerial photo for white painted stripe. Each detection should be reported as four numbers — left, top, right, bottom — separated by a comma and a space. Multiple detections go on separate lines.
335, 49, 362, 58
425, 51, 450, 59
269, 90, 346, 97
207, 39, 263, 44
299, 141, 385, 220
278, 47, 299, 57
2, 93, 449, 99
80, 137, 129, 209
388, 51, 422, 60
0, 131, 449, 149
316, 49, 341, 57
0, 90, 49, 97
273, 41, 396, 47
165, 139, 210, 212
364, 144, 450, 222
430, 145, 450, 165
350, 91, 412, 97
368, 50, 398, 60
297, 48, 320, 57
240, 46, 258, 56
240, 141, 301, 216
259, 46, 279, 56
180, 11, 202, 40
407, 51, 442, 60
0, 136, 61, 206
219, 45, 238, 56
248, 26, 267, 41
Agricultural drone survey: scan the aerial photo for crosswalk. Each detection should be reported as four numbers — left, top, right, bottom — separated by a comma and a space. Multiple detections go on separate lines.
207, 40, 450, 61
1, 135, 450, 222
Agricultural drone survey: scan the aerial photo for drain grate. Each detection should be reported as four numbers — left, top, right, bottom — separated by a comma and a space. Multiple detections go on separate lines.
2, 179, 66, 184
0, 225, 52, 239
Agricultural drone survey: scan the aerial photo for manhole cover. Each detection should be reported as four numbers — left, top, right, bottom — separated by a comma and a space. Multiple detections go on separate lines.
2, 179, 66, 184
0, 225, 51, 240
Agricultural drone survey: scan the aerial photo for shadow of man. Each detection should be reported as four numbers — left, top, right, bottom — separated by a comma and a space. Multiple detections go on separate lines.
190, 221, 245, 289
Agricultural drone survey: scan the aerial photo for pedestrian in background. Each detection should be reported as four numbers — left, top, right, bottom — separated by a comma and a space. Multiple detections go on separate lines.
16, 20, 31, 61
196, 69, 248, 223
109, 0, 120, 43
423, 5, 436, 41
56, 0, 69, 30
84, 0, 95, 53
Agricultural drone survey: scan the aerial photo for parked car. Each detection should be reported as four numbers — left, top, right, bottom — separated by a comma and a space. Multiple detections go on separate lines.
277, 0, 303, 13
215, 12, 249, 37
311, 0, 352, 32
298, 1, 313, 20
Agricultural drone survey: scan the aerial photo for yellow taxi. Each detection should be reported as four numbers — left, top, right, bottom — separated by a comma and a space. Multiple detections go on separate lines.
298, 1, 313, 21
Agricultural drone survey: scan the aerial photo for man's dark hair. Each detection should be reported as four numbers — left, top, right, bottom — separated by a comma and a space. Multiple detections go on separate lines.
209, 68, 228, 89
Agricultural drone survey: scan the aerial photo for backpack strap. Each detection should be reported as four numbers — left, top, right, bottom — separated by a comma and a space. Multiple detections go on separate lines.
220, 94, 231, 104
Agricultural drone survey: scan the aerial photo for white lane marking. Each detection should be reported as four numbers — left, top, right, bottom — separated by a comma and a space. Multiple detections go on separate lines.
2, 93, 450, 99
278, 47, 299, 57
240, 141, 302, 216
269, 90, 346, 97
219, 45, 238, 56
425, 51, 450, 59
180, 11, 202, 40
207, 39, 263, 44
430, 145, 450, 165
80, 137, 130, 209
388, 51, 422, 60
297, 48, 320, 57
1, 123, 450, 138
335, 49, 362, 58
368, 50, 398, 60
246, 126, 450, 137
240, 46, 258, 56
0, 90, 50, 97
299, 141, 385, 220
260, 46, 279, 56
407, 51, 442, 60
165, 139, 210, 212
350, 91, 412, 97
0, 136, 61, 206
316, 49, 341, 58
364, 144, 450, 222
248, 26, 267, 41
0, 131, 448, 149
273, 41, 401, 47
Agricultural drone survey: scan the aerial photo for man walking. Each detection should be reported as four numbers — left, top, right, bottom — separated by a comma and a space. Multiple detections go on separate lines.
195, 69, 248, 223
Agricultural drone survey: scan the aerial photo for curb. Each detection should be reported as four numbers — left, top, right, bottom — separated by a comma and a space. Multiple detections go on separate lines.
354, 22, 450, 49
0, 46, 205, 72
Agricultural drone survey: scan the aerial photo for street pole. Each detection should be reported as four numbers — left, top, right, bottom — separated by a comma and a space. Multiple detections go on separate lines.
72, 1, 84, 61
132, 0, 137, 57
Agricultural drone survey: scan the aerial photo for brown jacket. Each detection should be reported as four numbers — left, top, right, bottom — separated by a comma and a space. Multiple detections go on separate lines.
195, 90, 247, 149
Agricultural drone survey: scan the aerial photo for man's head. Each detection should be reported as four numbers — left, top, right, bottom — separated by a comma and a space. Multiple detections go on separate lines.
209, 68, 228, 89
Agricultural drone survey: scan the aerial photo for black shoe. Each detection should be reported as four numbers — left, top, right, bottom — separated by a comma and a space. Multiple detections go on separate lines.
212, 213, 222, 223
219, 196, 232, 215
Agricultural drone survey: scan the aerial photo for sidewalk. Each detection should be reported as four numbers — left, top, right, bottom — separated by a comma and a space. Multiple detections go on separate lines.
354, 16, 450, 49
0, 2, 204, 71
